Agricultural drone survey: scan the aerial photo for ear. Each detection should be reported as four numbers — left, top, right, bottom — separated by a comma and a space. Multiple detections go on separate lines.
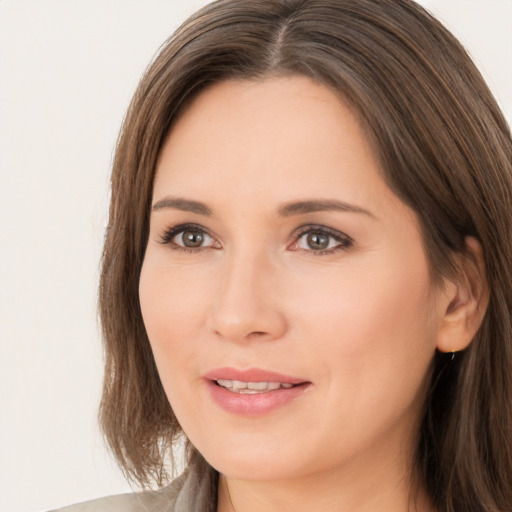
436, 237, 490, 353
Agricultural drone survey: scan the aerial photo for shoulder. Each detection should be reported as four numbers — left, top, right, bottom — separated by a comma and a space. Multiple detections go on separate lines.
49, 473, 187, 512
48, 456, 218, 512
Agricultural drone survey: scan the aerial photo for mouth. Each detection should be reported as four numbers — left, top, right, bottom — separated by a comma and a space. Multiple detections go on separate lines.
215, 379, 298, 394
203, 368, 311, 415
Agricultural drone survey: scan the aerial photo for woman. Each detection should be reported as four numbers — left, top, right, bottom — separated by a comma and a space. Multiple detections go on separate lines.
54, 0, 512, 510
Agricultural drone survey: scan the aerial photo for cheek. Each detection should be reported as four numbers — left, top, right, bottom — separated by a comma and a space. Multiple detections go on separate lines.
139, 247, 218, 322
286, 250, 439, 414
293, 258, 435, 348
138, 257, 211, 372
139, 259, 214, 434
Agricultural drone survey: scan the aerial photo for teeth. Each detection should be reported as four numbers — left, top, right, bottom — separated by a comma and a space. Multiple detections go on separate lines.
216, 380, 296, 393
248, 382, 268, 390
232, 380, 247, 390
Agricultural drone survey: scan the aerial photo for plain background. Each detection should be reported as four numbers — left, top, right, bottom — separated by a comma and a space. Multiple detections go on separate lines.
0, 1, 510, 511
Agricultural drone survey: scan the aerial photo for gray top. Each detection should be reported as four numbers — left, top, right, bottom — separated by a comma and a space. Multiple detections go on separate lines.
50, 456, 218, 512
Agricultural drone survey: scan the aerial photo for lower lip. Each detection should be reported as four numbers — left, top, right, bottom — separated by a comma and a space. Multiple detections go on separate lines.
205, 380, 310, 416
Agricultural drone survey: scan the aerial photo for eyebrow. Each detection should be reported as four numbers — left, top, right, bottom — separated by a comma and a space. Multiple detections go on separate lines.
151, 196, 374, 219
278, 199, 375, 218
152, 197, 213, 216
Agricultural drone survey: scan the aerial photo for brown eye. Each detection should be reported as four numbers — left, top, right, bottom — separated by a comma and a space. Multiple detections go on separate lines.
306, 232, 330, 250
180, 230, 205, 247
159, 224, 218, 250
293, 226, 353, 254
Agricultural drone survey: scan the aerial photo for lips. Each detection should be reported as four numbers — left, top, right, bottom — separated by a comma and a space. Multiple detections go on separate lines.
204, 367, 307, 384
203, 367, 311, 415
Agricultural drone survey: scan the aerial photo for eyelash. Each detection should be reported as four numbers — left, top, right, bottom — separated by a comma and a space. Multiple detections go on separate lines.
157, 223, 354, 255
157, 223, 218, 253
292, 224, 354, 255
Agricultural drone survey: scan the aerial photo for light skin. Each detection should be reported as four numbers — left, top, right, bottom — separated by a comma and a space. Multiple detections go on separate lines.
139, 76, 488, 512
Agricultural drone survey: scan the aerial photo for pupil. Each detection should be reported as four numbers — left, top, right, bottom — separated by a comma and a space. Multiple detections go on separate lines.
182, 230, 204, 247
307, 232, 329, 250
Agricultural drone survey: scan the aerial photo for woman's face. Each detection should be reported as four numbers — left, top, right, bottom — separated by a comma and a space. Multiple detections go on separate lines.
139, 76, 452, 483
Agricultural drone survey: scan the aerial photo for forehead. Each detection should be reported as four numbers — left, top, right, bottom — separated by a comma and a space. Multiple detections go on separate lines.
160, 76, 369, 160
153, 75, 404, 219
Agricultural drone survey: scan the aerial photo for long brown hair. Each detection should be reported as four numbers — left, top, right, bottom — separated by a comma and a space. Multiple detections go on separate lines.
99, 1, 512, 509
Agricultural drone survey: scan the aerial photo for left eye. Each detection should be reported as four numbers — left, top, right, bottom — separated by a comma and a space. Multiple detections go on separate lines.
294, 228, 352, 252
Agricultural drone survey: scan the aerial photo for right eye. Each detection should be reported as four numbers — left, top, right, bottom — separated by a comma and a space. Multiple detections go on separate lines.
174, 228, 211, 248
158, 224, 219, 251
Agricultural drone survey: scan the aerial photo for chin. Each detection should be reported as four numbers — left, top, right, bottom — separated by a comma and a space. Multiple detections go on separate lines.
194, 436, 310, 481
209, 457, 302, 482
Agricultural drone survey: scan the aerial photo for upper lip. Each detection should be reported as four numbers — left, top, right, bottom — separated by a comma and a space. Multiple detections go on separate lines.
203, 367, 309, 384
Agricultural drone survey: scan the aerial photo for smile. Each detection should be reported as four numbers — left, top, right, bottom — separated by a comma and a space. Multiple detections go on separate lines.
215, 379, 295, 393
203, 368, 311, 415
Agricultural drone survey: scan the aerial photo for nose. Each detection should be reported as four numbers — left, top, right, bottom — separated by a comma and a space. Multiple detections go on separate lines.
207, 249, 287, 343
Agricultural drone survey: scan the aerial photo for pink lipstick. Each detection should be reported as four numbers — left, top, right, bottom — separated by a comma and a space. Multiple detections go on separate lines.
203, 367, 311, 416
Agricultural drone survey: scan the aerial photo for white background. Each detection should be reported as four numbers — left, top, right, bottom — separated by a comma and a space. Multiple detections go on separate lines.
0, 1, 510, 511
